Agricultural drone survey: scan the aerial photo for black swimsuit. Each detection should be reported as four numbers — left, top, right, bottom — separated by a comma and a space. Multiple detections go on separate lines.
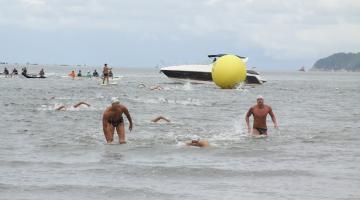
108, 117, 124, 127
255, 127, 268, 135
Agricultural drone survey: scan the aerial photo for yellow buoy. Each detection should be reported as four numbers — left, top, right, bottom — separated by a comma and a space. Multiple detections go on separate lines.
211, 55, 247, 89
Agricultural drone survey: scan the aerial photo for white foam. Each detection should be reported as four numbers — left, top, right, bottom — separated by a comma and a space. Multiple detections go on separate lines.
183, 82, 193, 90
129, 96, 204, 106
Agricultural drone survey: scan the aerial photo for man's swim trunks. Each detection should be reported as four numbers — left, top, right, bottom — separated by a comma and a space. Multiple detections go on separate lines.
255, 127, 268, 135
108, 117, 124, 127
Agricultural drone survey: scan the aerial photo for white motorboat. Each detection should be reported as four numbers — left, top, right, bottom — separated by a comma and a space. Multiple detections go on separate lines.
160, 54, 266, 84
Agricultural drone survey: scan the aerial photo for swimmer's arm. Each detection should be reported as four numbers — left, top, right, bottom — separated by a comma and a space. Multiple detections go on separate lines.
55, 105, 66, 111
245, 107, 253, 133
73, 102, 90, 108
269, 107, 278, 129
151, 116, 170, 123
123, 107, 133, 131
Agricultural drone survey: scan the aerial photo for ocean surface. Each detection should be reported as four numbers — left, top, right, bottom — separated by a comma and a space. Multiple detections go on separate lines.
0, 66, 359, 200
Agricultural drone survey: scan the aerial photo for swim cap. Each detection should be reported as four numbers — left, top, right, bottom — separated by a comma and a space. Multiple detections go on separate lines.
111, 97, 120, 104
257, 95, 264, 100
191, 135, 200, 141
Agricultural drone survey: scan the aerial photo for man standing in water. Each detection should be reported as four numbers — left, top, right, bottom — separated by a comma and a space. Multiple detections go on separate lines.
102, 63, 110, 84
102, 98, 133, 144
245, 95, 278, 136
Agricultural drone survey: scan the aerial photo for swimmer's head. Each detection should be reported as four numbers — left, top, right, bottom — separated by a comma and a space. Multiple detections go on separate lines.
111, 97, 120, 104
191, 135, 200, 143
257, 95, 264, 105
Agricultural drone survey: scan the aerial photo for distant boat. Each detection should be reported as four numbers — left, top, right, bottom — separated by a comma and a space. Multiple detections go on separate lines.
299, 66, 306, 72
22, 72, 46, 79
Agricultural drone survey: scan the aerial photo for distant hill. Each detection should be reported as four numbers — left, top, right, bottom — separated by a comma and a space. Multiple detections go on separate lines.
312, 52, 360, 71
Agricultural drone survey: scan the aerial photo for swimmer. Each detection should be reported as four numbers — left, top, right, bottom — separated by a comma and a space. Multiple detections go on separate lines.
137, 83, 163, 90
186, 135, 209, 147
55, 102, 90, 111
151, 116, 170, 123
102, 97, 133, 144
150, 85, 163, 90
245, 95, 278, 136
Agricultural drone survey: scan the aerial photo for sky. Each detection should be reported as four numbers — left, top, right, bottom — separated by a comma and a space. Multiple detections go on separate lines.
0, 0, 359, 69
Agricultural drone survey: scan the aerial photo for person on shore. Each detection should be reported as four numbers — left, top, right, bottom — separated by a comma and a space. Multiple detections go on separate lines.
55, 102, 90, 111
186, 135, 209, 147
102, 64, 110, 84
102, 98, 133, 144
151, 116, 170, 123
245, 95, 278, 136
77, 70, 82, 77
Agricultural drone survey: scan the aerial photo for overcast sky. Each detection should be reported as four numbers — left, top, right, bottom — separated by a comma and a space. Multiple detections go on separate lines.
0, 0, 359, 69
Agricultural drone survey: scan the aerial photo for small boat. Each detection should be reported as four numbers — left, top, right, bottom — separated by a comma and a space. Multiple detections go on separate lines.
22, 72, 46, 78
160, 54, 266, 84
299, 66, 306, 72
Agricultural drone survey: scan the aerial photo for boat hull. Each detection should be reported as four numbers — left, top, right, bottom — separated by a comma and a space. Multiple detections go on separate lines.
160, 69, 265, 84
22, 73, 46, 78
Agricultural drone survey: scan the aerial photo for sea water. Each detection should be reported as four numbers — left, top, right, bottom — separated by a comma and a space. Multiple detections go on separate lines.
0, 66, 359, 200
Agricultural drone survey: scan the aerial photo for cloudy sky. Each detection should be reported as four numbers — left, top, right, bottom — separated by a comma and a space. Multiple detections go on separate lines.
0, 0, 359, 69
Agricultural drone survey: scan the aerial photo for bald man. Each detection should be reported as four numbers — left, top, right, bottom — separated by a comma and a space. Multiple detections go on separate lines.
245, 95, 278, 136
102, 98, 133, 144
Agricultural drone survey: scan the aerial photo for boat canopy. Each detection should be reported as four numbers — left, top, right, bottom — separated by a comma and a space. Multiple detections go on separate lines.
207, 54, 246, 59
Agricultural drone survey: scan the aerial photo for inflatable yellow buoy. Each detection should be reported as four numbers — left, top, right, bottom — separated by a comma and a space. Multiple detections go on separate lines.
211, 55, 247, 89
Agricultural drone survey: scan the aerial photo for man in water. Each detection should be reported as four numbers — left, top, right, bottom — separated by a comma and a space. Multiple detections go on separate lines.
4, 67, 9, 77
11, 68, 18, 76
102, 63, 110, 84
245, 95, 278, 136
186, 135, 209, 147
137, 83, 163, 90
102, 98, 133, 144
69, 70, 76, 80
56, 101, 90, 111
21, 67, 27, 75
93, 69, 99, 77
39, 68, 45, 78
